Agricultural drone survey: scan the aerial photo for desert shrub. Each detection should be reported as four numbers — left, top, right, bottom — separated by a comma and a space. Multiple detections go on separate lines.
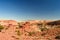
37, 23, 43, 28
28, 32, 35, 36
41, 33, 46, 36
0, 25, 4, 32
11, 36, 19, 40
55, 35, 60, 39
56, 26, 60, 28
37, 23, 42, 26
16, 27, 19, 29
15, 30, 21, 36
40, 27, 48, 31
18, 23, 23, 28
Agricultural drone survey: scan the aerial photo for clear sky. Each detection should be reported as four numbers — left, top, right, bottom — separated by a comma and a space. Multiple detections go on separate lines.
0, 0, 60, 21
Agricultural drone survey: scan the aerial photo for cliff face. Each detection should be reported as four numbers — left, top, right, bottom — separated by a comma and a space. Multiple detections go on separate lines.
0, 20, 60, 40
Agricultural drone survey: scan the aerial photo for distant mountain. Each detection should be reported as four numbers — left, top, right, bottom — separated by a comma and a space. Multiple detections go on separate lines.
46, 20, 60, 25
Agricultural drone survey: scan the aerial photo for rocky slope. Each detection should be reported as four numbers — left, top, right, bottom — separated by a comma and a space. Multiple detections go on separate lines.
0, 20, 60, 40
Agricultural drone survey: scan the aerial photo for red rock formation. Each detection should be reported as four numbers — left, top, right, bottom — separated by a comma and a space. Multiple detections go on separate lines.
0, 20, 59, 40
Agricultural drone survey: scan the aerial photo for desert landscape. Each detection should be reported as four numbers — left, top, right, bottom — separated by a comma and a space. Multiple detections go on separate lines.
0, 20, 60, 40
0, 0, 60, 40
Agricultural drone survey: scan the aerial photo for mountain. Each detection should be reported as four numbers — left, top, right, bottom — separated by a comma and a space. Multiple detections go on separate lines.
47, 20, 60, 25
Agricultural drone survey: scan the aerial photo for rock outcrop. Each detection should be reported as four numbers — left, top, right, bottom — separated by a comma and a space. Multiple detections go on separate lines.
0, 20, 59, 40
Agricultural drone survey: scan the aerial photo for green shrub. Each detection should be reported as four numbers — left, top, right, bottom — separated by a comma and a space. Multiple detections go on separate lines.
0, 25, 4, 32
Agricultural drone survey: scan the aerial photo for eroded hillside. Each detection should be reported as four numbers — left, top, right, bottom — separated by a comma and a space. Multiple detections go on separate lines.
0, 20, 60, 40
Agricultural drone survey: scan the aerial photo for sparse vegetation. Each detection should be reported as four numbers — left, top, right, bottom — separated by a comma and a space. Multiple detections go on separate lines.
28, 32, 35, 36
0, 20, 59, 40
0, 25, 4, 32
37, 23, 42, 26
56, 26, 60, 28
5, 27, 9, 30
18, 23, 23, 28
16, 27, 19, 29
15, 30, 21, 36
41, 33, 46, 36
55, 35, 60, 39
40, 27, 48, 31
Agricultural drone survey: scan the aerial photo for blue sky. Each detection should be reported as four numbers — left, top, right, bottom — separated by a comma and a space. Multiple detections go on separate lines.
0, 0, 60, 21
